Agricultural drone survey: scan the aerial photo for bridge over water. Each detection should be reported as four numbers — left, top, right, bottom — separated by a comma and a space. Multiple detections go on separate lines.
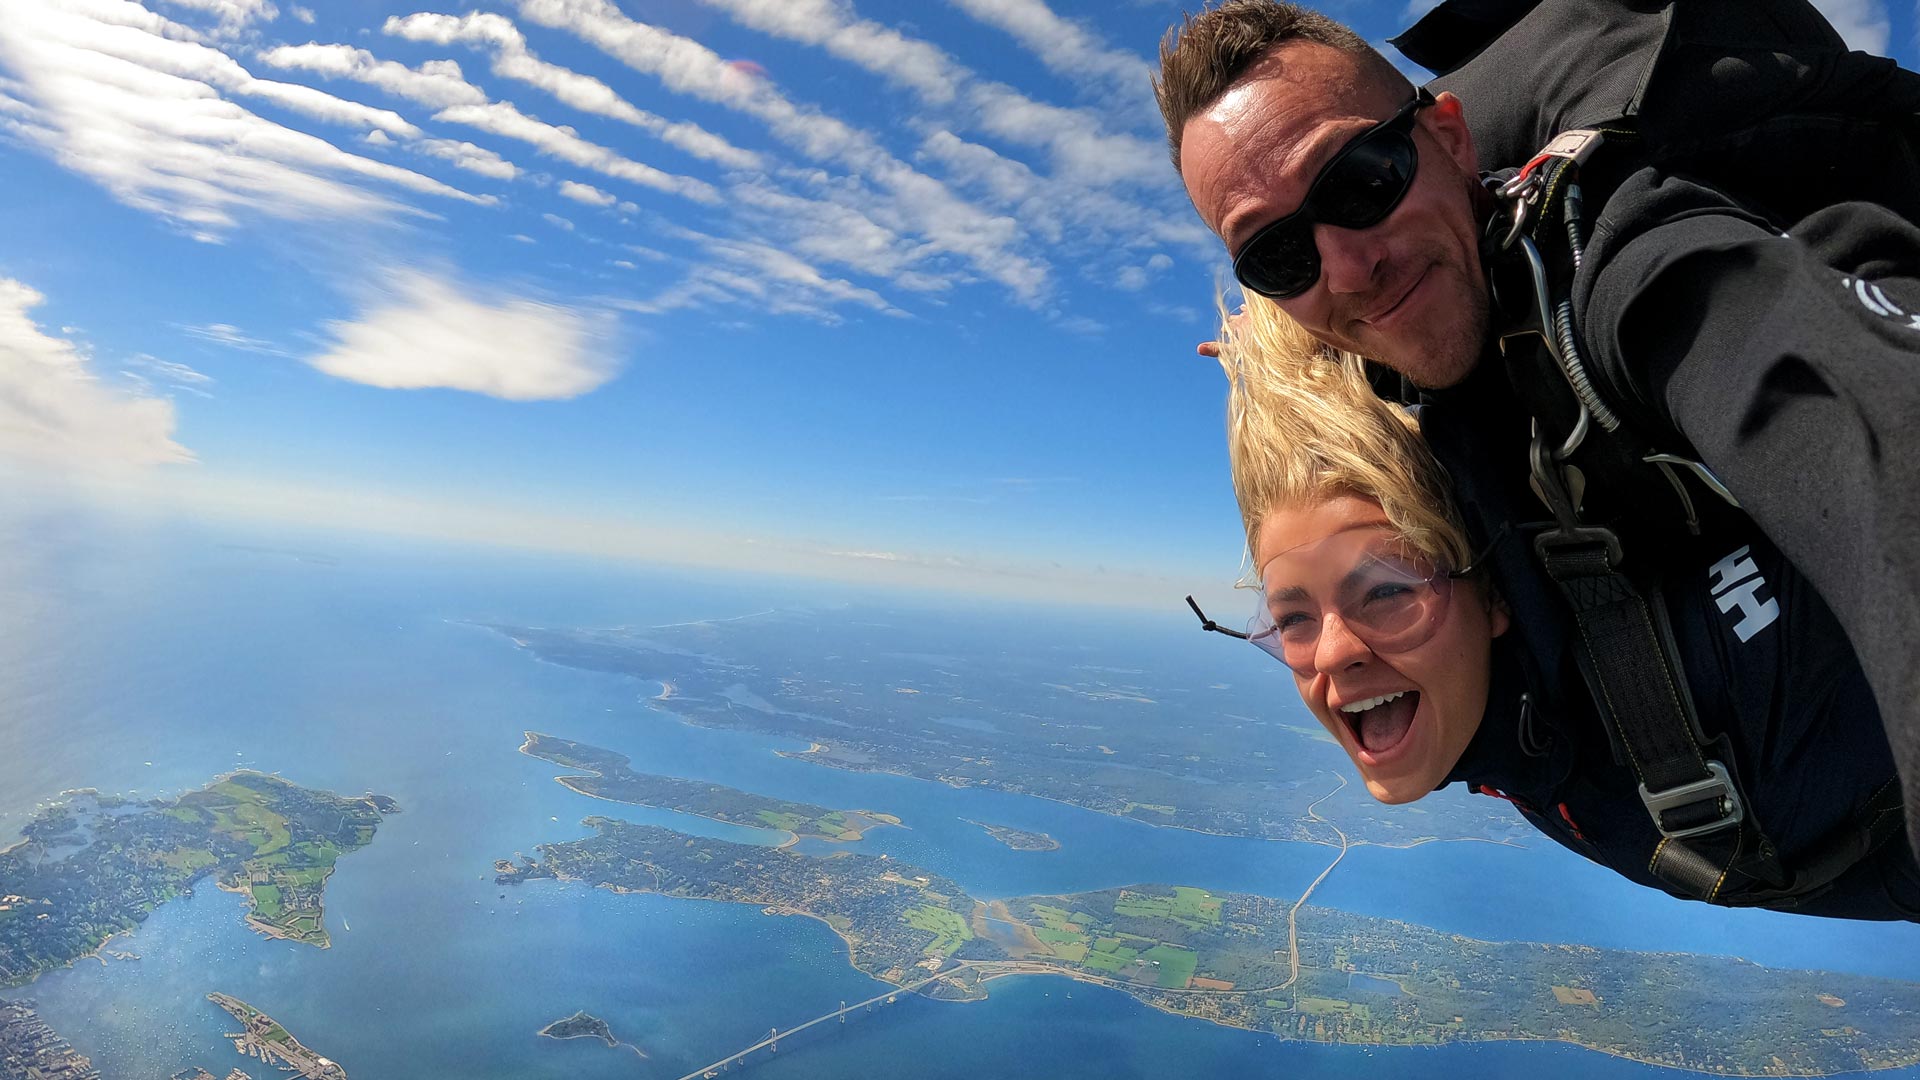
670, 962, 983, 1080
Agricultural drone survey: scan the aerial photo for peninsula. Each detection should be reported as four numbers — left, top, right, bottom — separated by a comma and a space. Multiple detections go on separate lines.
521, 732, 898, 842
482, 618, 1513, 847
0, 772, 396, 986
207, 993, 345, 1079
500, 819, 1920, 1076
961, 818, 1059, 851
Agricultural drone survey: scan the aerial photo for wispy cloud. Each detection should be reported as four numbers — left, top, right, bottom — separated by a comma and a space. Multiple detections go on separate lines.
156, 0, 277, 30
435, 100, 720, 203
946, 0, 1155, 101
559, 179, 616, 206
416, 136, 518, 179
307, 270, 619, 400
515, 0, 1051, 299
178, 321, 294, 356
257, 44, 488, 109
0, 277, 192, 467
1806, 0, 1891, 53
0, 0, 488, 238
384, 11, 761, 169
695, 0, 1164, 186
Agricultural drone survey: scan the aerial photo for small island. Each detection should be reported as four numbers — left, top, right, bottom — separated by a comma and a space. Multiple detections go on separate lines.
539, 1010, 615, 1045
521, 732, 900, 843
499, 819, 1920, 1076
0, 772, 396, 986
961, 818, 1059, 851
207, 992, 345, 1079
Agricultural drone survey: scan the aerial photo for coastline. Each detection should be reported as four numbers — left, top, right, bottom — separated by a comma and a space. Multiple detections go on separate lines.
520, 736, 897, 845
533, 865, 1908, 1079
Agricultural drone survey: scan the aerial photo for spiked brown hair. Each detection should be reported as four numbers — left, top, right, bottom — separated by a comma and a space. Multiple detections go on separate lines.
1155, 1, 1410, 172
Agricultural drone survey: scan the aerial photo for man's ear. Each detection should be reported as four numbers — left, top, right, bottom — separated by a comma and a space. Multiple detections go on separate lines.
1425, 91, 1478, 176
1488, 590, 1512, 639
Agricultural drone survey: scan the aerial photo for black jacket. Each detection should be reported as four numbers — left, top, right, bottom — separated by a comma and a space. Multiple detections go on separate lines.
1424, 377, 1918, 919
1394, 0, 1920, 877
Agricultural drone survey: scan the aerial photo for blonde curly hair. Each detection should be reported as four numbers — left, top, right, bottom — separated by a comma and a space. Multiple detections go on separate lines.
1216, 295, 1472, 579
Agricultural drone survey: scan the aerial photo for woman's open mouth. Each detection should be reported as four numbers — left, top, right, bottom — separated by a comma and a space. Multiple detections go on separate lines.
1339, 690, 1420, 757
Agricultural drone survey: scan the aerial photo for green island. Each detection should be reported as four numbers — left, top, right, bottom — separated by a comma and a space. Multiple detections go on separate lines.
521, 732, 899, 843
499, 818, 1920, 1077
483, 618, 1515, 847
0, 772, 396, 986
539, 1010, 617, 1045
207, 992, 346, 1079
961, 818, 1059, 851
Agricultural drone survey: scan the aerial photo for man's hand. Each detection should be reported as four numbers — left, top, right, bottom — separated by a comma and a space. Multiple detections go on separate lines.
1196, 306, 1246, 359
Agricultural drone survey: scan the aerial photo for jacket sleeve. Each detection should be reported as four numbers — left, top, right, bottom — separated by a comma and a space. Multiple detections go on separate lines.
1578, 175, 1920, 858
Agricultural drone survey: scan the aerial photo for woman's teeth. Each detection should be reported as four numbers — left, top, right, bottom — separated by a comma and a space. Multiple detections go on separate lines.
1340, 690, 1408, 714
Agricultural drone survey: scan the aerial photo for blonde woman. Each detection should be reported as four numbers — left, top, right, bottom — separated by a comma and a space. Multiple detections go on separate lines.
1195, 298, 1918, 920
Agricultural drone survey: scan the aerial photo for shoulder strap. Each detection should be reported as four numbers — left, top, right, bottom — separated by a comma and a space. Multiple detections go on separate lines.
1491, 137, 1794, 902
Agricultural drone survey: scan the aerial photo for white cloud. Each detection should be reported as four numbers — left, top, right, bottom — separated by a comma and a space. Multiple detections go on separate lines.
308, 272, 618, 400
559, 179, 616, 206
947, 0, 1154, 99
257, 44, 488, 110
179, 321, 292, 355
612, 222, 906, 323
694, 0, 964, 104
417, 137, 518, 179
435, 100, 720, 203
157, 0, 276, 29
695, 0, 1162, 186
384, 11, 761, 169
1807, 0, 1891, 53
125, 353, 215, 396
0, 278, 192, 467
543, 212, 575, 231
288, 5, 313, 24
516, 0, 1050, 299
0, 1, 488, 236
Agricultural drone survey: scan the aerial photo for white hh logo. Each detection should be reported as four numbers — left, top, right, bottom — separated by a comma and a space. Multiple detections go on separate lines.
1707, 545, 1780, 643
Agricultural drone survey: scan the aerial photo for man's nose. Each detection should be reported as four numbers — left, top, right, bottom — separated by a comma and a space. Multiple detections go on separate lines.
1313, 222, 1385, 297
1313, 611, 1373, 673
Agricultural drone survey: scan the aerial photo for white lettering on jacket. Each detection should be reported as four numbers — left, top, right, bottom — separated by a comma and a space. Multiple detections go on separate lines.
1707, 545, 1780, 643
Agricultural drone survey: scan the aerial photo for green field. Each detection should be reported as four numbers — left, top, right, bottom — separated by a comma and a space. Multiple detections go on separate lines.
903, 905, 972, 957
1143, 943, 1198, 989
1113, 887, 1222, 931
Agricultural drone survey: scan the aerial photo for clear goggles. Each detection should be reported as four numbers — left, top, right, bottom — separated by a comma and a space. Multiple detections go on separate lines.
1189, 526, 1470, 677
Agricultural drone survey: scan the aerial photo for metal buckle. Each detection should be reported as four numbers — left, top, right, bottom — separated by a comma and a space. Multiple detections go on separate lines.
1639, 761, 1745, 840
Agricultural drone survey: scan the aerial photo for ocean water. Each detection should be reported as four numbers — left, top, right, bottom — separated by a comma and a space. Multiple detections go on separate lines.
3, 503, 1918, 1080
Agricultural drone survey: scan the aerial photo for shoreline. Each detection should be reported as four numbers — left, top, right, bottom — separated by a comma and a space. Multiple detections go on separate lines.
520, 736, 897, 845
538, 868, 1896, 1078
774, 744, 1511, 852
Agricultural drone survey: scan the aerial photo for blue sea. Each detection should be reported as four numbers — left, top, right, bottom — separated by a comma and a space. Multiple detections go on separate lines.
3, 500, 1918, 1080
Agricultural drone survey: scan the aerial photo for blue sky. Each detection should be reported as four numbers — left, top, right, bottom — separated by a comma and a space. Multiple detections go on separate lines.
4, 0, 1916, 609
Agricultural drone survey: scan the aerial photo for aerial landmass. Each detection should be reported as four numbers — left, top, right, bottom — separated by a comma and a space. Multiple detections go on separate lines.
206, 993, 346, 1079
482, 617, 1514, 847
0, 998, 101, 1079
537, 1010, 646, 1057
961, 818, 1060, 851
521, 731, 899, 843
500, 818, 1920, 1077
0, 772, 396, 986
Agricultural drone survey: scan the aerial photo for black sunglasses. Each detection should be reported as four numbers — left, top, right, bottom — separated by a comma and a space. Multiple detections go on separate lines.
1231, 88, 1435, 301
